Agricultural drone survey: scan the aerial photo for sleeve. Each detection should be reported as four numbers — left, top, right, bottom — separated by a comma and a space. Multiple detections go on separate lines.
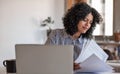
45, 30, 57, 45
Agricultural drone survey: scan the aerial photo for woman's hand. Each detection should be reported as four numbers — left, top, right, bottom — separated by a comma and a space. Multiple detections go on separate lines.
74, 62, 81, 70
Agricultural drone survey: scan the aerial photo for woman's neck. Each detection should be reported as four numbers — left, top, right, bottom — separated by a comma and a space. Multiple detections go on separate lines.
72, 32, 81, 40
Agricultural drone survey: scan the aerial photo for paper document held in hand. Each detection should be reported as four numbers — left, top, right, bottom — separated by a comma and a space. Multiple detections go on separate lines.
75, 54, 113, 72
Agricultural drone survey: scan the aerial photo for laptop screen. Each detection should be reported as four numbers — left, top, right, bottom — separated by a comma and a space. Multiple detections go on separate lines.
15, 44, 73, 74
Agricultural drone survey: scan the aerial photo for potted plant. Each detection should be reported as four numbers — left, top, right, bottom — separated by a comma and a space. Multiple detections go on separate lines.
40, 17, 54, 36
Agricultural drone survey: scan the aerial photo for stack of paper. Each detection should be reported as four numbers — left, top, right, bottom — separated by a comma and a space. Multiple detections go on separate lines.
74, 54, 113, 72
75, 40, 108, 63
74, 40, 113, 72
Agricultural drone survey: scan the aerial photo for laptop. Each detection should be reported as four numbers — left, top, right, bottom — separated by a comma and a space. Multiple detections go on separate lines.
15, 44, 73, 74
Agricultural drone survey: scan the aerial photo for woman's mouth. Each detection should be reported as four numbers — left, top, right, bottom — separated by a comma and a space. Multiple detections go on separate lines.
83, 27, 88, 30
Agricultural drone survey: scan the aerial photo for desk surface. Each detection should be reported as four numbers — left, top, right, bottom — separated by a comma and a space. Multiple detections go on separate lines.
3, 72, 120, 74
75, 72, 120, 74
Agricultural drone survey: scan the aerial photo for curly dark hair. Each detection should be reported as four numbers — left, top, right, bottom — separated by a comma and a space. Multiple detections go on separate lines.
63, 2, 102, 39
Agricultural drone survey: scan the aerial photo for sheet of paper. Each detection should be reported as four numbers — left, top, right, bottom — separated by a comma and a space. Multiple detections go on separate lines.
74, 54, 113, 73
75, 40, 108, 63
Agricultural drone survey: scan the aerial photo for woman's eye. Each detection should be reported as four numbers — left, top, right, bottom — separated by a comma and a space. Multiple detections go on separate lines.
89, 20, 93, 24
83, 19, 93, 24
83, 19, 87, 22
90, 21, 92, 24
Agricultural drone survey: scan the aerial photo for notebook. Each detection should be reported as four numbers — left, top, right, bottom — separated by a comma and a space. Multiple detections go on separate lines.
15, 44, 73, 74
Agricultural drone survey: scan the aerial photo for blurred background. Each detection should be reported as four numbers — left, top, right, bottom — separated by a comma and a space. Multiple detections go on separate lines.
0, 0, 120, 73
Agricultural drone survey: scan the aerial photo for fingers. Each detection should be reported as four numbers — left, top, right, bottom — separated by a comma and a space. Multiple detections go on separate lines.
74, 63, 81, 70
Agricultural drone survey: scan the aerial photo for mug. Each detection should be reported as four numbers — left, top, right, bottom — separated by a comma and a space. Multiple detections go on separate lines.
3, 59, 16, 73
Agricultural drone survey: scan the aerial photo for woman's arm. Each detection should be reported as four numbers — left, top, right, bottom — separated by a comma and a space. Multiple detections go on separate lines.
45, 30, 57, 45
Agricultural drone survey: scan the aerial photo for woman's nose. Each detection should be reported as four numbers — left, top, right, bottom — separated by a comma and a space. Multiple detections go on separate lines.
85, 22, 90, 26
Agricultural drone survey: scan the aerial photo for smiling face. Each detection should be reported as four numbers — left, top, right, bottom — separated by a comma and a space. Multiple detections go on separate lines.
77, 13, 93, 34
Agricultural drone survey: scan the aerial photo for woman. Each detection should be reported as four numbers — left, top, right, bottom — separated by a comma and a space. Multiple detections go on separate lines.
45, 2, 108, 71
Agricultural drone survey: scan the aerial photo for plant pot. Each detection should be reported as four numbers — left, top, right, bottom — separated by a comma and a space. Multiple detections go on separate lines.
114, 33, 120, 42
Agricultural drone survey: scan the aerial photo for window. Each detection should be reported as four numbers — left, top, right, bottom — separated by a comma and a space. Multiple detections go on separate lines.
88, 0, 113, 36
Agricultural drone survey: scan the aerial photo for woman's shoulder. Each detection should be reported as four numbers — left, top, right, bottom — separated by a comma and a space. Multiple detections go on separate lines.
50, 29, 66, 35
51, 29, 65, 33
49, 29, 66, 37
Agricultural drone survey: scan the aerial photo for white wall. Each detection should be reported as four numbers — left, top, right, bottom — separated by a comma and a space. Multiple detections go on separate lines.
0, 0, 64, 72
